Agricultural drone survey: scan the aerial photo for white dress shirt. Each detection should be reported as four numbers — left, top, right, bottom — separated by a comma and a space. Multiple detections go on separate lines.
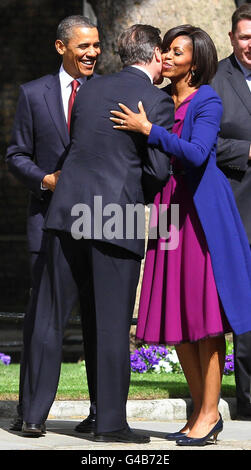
59, 64, 86, 123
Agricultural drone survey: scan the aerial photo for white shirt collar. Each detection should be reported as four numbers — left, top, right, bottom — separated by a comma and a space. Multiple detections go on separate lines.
234, 55, 251, 79
131, 65, 153, 83
59, 64, 86, 87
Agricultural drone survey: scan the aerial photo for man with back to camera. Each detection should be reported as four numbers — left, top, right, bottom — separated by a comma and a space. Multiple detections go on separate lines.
21, 24, 175, 443
212, 3, 251, 419
6, 15, 101, 435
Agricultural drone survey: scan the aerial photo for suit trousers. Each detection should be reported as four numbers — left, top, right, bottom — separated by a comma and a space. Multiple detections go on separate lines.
233, 331, 251, 408
21, 236, 79, 424
22, 232, 141, 432
233, 245, 251, 409
17, 251, 46, 417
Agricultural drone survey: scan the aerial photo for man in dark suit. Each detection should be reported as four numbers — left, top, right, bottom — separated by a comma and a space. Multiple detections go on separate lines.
6, 15, 101, 434
235, 0, 251, 7
212, 3, 251, 419
22, 24, 174, 443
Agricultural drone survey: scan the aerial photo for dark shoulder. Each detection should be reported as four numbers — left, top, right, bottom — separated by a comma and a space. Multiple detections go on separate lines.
216, 55, 233, 73
92, 72, 101, 79
21, 73, 56, 91
212, 55, 233, 84
78, 71, 115, 92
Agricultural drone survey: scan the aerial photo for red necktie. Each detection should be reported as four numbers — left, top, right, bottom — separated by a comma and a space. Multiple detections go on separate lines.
67, 79, 79, 132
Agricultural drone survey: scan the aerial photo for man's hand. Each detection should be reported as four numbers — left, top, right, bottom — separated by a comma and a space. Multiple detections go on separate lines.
42, 170, 61, 191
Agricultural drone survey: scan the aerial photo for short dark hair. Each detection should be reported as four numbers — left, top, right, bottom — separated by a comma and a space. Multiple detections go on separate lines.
162, 24, 218, 87
118, 24, 162, 66
232, 3, 251, 33
57, 15, 97, 44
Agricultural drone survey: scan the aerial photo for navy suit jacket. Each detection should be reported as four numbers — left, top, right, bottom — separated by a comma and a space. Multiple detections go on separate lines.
212, 54, 251, 243
44, 66, 174, 258
6, 71, 97, 252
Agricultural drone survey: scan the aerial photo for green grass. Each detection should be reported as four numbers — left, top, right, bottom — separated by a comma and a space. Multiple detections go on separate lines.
0, 362, 236, 400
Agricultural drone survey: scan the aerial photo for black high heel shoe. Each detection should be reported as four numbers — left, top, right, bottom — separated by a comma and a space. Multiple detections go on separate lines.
176, 414, 223, 447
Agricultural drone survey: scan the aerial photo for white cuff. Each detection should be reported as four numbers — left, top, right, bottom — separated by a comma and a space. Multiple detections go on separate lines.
41, 182, 48, 190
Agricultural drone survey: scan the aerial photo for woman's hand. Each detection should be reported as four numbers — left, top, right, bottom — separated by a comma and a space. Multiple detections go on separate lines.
110, 101, 152, 135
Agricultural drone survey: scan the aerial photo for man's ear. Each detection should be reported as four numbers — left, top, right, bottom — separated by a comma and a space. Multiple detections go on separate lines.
229, 31, 234, 47
55, 39, 66, 56
154, 47, 162, 63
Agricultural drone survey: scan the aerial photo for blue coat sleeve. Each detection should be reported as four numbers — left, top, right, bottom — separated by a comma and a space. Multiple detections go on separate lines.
148, 94, 223, 168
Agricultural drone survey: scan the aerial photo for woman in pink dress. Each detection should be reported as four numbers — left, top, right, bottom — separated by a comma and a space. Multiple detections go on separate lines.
110, 25, 251, 446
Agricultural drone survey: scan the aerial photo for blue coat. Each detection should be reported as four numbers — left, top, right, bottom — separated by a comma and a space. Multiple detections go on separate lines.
148, 84, 251, 335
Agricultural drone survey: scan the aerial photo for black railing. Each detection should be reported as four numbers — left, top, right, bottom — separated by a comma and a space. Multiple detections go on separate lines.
0, 312, 137, 361
0, 312, 137, 325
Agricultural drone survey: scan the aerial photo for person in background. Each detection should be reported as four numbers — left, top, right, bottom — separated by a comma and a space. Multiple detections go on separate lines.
6, 15, 101, 436
235, 0, 251, 7
212, 3, 251, 420
110, 24, 251, 446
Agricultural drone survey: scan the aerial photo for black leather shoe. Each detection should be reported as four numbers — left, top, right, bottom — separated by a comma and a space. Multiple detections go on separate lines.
10, 416, 23, 431
22, 422, 46, 437
94, 427, 150, 443
237, 404, 251, 420
75, 415, 96, 433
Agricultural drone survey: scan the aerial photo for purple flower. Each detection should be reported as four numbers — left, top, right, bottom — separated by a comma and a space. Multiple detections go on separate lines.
130, 351, 140, 362
131, 358, 148, 373
130, 344, 170, 373
139, 348, 159, 365
130, 348, 149, 373
156, 346, 169, 357
224, 353, 234, 375
0, 352, 11, 366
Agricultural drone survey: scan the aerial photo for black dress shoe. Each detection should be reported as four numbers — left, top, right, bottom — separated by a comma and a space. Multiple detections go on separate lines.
94, 427, 150, 443
237, 404, 251, 420
10, 416, 23, 431
22, 422, 46, 437
75, 415, 96, 433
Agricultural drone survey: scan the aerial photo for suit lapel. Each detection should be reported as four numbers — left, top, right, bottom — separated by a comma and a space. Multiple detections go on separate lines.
227, 54, 251, 115
44, 74, 69, 148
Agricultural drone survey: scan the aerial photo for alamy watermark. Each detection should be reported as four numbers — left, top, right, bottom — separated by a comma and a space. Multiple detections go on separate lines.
71, 196, 179, 251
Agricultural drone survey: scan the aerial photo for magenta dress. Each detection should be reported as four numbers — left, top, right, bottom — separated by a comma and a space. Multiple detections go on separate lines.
136, 91, 231, 345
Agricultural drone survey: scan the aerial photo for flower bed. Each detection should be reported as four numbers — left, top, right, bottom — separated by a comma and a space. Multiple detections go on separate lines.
131, 341, 234, 375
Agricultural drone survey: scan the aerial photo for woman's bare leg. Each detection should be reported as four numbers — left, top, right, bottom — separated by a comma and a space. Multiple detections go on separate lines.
175, 342, 203, 433
186, 335, 226, 438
